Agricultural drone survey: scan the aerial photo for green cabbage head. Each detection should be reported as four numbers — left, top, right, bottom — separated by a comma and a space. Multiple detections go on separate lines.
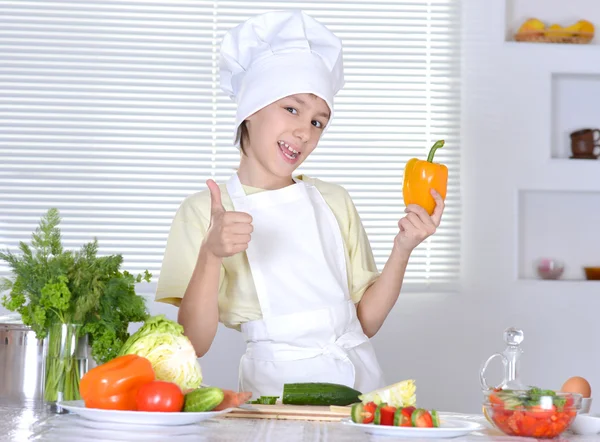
118, 314, 202, 391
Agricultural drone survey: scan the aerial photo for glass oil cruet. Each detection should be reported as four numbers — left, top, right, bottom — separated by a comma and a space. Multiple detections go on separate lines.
480, 327, 526, 391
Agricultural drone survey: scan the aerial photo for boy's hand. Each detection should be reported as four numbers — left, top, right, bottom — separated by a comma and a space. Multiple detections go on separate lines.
394, 189, 444, 255
204, 179, 253, 258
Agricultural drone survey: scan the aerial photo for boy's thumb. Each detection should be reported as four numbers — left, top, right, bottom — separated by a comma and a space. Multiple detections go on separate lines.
207, 179, 224, 216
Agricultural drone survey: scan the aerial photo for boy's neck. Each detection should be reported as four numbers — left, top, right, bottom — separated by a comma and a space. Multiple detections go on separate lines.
237, 158, 295, 190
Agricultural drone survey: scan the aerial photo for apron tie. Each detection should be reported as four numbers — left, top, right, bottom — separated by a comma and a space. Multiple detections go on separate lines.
244, 330, 368, 362
323, 342, 351, 361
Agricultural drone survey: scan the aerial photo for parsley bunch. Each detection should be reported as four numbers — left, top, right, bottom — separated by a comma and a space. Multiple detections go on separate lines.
0, 208, 151, 364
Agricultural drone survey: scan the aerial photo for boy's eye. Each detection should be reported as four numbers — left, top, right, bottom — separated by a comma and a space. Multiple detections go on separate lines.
285, 106, 324, 129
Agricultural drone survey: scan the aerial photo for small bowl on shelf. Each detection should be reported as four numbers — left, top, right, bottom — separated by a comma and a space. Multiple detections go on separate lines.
584, 267, 600, 280
483, 389, 581, 439
535, 258, 565, 280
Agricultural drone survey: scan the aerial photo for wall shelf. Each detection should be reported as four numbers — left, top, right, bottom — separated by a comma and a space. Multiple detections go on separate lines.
504, 0, 600, 45
519, 278, 600, 283
517, 189, 600, 280
514, 160, 600, 194
551, 73, 600, 159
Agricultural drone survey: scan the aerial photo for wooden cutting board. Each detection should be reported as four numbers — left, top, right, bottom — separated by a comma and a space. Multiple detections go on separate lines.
223, 404, 353, 421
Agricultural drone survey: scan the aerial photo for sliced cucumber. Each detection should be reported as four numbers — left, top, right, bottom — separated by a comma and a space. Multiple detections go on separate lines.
393, 408, 403, 426
431, 409, 440, 427
251, 396, 279, 405
411, 408, 426, 427
374, 405, 383, 425
351, 402, 365, 423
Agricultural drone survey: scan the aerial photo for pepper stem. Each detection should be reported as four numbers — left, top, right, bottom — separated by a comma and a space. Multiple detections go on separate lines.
426, 140, 445, 163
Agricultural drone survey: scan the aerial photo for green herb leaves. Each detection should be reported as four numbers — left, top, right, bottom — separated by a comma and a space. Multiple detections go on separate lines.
0, 208, 151, 364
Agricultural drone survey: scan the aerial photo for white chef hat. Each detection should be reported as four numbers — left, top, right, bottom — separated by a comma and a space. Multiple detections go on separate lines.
219, 10, 345, 147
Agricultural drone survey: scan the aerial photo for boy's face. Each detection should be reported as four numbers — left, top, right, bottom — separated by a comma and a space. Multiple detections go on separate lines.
243, 93, 331, 179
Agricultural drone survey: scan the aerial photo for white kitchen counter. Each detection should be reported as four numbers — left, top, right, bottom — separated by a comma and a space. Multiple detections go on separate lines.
3, 400, 599, 441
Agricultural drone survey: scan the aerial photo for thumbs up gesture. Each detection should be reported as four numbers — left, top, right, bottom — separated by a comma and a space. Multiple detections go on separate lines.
204, 179, 253, 258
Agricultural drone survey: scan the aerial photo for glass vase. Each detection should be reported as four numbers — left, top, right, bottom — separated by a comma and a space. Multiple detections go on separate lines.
43, 323, 89, 412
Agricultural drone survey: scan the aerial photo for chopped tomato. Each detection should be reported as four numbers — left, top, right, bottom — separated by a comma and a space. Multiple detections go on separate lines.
363, 402, 377, 424
352, 402, 378, 424
529, 405, 555, 419
375, 405, 396, 426
412, 408, 434, 428
490, 406, 575, 438
393, 408, 412, 426
488, 392, 504, 408
402, 406, 416, 416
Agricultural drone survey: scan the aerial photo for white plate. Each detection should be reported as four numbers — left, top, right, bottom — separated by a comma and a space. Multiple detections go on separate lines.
341, 417, 484, 438
72, 415, 202, 433
57, 400, 233, 426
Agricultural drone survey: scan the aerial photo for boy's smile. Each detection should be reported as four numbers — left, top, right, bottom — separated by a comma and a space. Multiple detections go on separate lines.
277, 140, 301, 163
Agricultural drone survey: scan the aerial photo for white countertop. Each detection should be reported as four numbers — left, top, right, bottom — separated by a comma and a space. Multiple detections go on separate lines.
3, 400, 599, 442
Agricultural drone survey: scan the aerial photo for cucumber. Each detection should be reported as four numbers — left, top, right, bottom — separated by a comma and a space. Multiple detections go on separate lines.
183, 387, 224, 412
431, 409, 440, 427
282, 382, 362, 406
351, 402, 365, 423
374, 405, 383, 425
411, 408, 426, 427
393, 408, 411, 426
251, 396, 279, 405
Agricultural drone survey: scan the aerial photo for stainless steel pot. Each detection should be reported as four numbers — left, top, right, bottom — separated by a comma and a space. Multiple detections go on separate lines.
0, 320, 45, 401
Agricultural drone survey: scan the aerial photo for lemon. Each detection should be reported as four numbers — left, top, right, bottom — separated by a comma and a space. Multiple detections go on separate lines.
578, 20, 595, 34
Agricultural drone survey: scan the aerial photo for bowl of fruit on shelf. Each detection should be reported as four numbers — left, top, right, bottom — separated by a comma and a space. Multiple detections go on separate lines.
483, 387, 582, 439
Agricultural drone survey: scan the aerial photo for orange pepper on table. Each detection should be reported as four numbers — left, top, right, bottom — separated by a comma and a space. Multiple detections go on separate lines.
79, 354, 155, 411
402, 140, 448, 215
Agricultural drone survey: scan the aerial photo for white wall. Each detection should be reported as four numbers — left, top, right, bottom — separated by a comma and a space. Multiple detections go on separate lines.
3, 0, 600, 415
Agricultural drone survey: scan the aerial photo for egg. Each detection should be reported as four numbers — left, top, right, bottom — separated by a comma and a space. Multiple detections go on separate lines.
561, 376, 592, 398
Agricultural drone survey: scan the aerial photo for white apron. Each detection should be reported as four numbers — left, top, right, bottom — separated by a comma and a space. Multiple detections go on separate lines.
226, 173, 386, 399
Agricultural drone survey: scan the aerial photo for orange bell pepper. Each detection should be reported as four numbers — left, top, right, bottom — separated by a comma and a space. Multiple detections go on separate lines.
79, 354, 155, 411
402, 140, 448, 215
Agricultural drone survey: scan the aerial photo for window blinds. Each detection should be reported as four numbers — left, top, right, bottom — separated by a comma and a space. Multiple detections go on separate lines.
0, 0, 462, 293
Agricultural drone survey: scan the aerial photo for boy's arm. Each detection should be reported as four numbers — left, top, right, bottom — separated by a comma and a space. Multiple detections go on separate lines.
357, 246, 410, 337
178, 243, 223, 357
179, 180, 251, 357
155, 190, 227, 358
357, 189, 445, 337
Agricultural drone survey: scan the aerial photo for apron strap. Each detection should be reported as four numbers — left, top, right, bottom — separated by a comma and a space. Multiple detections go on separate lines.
226, 172, 246, 199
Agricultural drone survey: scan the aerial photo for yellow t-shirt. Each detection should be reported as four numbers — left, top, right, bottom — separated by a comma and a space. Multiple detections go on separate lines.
155, 174, 380, 330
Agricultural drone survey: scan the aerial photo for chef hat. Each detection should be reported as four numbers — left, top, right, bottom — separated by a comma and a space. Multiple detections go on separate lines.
219, 10, 345, 147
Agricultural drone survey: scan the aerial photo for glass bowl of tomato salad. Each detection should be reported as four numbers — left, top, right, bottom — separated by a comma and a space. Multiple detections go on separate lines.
483, 387, 582, 439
